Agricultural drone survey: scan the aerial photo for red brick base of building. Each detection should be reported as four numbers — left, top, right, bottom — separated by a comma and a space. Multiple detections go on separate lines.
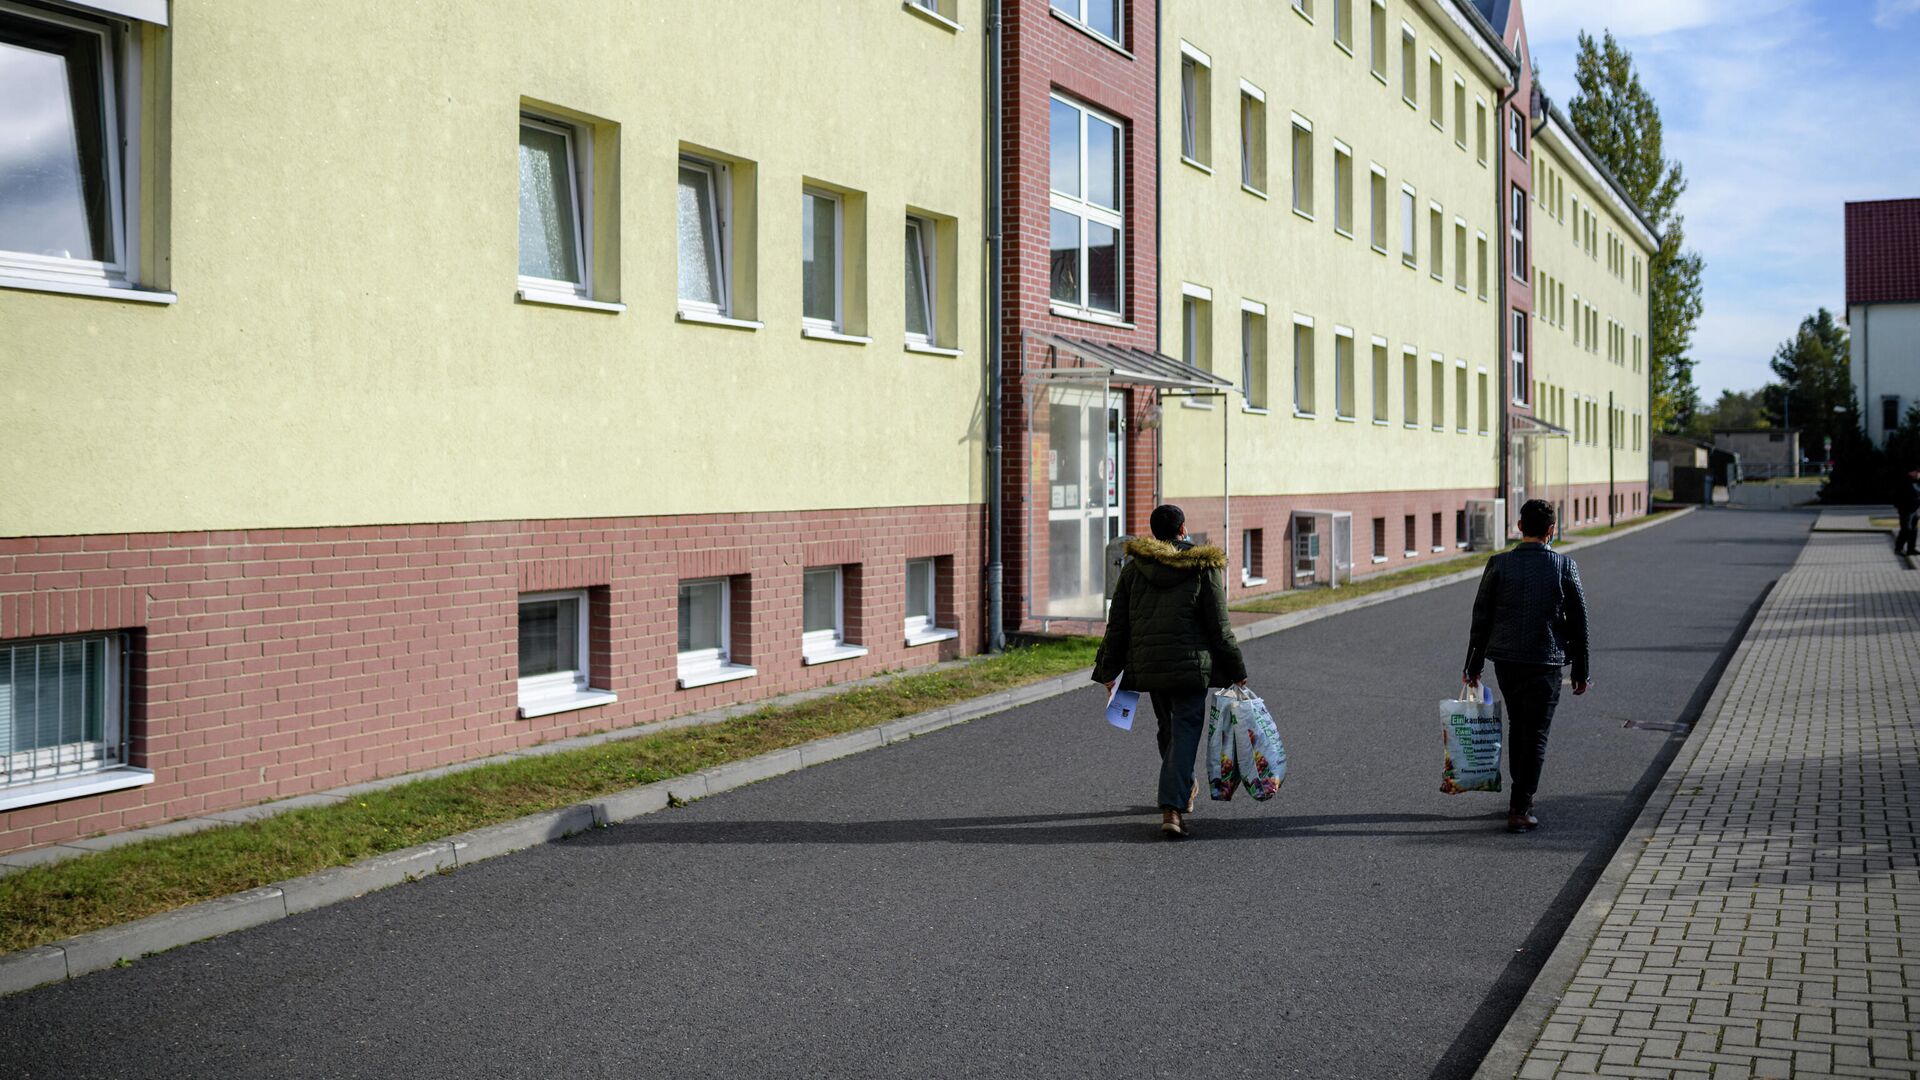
0, 505, 983, 855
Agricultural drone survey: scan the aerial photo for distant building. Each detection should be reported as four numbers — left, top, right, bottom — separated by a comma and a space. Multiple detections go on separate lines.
1711, 430, 1801, 480
1845, 198, 1920, 445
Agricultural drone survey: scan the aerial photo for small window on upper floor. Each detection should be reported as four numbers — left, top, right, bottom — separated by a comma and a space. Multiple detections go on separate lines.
1, 4, 169, 303
1181, 46, 1212, 169
1052, 0, 1120, 45
1453, 78, 1466, 148
1369, 165, 1388, 252
1475, 98, 1488, 164
1294, 0, 1313, 21
1369, 1, 1388, 81
678, 154, 732, 316
1400, 25, 1417, 106
905, 0, 961, 29
904, 214, 944, 349
1290, 115, 1314, 218
1332, 143, 1353, 236
801, 187, 843, 333
1050, 94, 1125, 317
1240, 84, 1267, 193
1400, 186, 1418, 268
1428, 52, 1443, 129
1428, 204, 1444, 282
1333, 0, 1353, 51
1508, 106, 1527, 158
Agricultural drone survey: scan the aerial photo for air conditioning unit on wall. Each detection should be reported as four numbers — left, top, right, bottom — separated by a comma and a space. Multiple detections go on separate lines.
1466, 499, 1506, 551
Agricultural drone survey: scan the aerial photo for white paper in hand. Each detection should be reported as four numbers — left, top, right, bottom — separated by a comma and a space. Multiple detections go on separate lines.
1106, 674, 1140, 731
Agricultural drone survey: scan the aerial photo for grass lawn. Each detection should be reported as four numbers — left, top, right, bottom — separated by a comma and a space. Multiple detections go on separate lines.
0, 637, 1099, 954
1232, 509, 1674, 616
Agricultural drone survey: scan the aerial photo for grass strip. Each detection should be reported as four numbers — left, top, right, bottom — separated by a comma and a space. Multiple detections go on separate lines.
1233, 510, 1673, 616
0, 637, 1099, 954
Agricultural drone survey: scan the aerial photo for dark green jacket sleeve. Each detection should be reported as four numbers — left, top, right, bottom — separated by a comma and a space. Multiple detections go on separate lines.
1202, 567, 1247, 685
1091, 565, 1131, 684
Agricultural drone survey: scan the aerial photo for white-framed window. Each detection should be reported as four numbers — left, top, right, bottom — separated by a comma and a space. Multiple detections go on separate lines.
1332, 141, 1353, 236
802, 187, 843, 332
1509, 182, 1527, 282
518, 590, 615, 718
1475, 96, 1488, 164
677, 577, 756, 689
1242, 529, 1267, 587
1476, 231, 1489, 300
0, 2, 168, 304
1050, 94, 1124, 316
1400, 185, 1417, 267
1292, 313, 1316, 416
1369, 164, 1388, 252
803, 566, 869, 665
1293, 0, 1313, 21
1511, 308, 1528, 405
1453, 218, 1468, 291
1428, 50, 1443, 129
1369, 0, 1388, 81
1430, 354, 1445, 430
1289, 114, 1314, 218
905, 215, 937, 346
1429, 203, 1444, 282
1333, 326, 1356, 420
1371, 336, 1390, 423
1400, 24, 1417, 106
1051, 0, 1120, 45
1453, 76, 1467, 148
517, 113, 591, 301
1240, 81, 1267, 193
1183, 283, 1213, 408
1454, 361, 1468, 432
1402, 345, 1419, 427
1180, 43, 1211, 168
678, 154, 731, 315
0, 632, 155, 810
1241, 300, 1268, 411
1333, 0, 1352, 51
904, 558, 958, 645
1508, 104, 1526, 157
1477, 368, 1490, 434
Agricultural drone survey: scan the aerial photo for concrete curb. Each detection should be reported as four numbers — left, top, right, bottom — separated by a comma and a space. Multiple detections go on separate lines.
0, 508, 1697, 999
1468, 553, 1778, 1080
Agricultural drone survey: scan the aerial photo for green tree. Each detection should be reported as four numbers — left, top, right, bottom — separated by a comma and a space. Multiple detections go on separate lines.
1693, 388, 1774, 435
1568, 30, 1705, 435
1764, 308, 1854, 462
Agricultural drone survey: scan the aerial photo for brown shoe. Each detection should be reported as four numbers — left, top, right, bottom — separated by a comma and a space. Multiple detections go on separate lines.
1187, 780, 1198, 814
1506, 812, 1539, 833
1161, 810, 1188, 838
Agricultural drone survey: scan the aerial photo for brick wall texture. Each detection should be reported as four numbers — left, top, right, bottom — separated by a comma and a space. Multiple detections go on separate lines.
0, 505, 982, 854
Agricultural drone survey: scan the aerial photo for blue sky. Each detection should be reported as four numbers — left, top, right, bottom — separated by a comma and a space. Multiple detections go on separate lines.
1527, 0, 1920, 404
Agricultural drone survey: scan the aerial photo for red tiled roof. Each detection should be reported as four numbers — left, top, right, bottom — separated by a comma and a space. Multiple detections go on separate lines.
1846, 198, 1920, 306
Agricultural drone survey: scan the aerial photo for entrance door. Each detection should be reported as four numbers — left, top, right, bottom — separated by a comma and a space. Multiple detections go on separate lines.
1045, 387, 1125, 618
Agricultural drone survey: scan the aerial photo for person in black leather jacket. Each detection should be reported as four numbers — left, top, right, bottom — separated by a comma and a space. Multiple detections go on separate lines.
1893, 465, 1919, 557
1461, 499, 1590, 833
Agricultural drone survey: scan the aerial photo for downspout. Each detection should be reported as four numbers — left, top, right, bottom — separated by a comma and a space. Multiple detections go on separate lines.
1154, 0, 1164, 511
1494, 80, 1515, 517
985, 0, 1006, 653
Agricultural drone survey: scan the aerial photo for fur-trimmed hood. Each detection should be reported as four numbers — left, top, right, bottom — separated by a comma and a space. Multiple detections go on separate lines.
1124, 537, 1226, 588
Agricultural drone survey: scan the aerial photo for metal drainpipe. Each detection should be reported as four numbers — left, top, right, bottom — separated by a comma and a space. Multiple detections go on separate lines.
985, 0, 1006, 653
1495, 82, 1515, 514
1153, 0, 1164, 517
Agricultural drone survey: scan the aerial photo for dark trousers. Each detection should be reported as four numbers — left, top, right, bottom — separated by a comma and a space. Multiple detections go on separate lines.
1150, 690, 1209, 811
1494, 661, 1562, 814
1897, 511, 1918, 555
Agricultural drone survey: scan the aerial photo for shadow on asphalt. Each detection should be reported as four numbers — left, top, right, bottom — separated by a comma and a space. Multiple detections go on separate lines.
1422, 580, 1778, 1080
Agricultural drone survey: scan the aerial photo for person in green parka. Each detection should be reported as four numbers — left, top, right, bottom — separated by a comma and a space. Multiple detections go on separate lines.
1092, 504, 1248, 838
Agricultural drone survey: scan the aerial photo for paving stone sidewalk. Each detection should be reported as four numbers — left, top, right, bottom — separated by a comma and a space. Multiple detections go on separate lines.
1507, 533, 1920, 1079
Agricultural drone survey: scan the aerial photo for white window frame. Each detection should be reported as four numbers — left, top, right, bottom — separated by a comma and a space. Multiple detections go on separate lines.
1239, 79, 1266, 194
1240, 298, 1268, 413
1369, 0, 1388, 83
1370, 335, 1390, 424
1453, 216, 1468, 292
802, 566, 869, 665
905, 215, 938, 347
1400, 184, 1418, 267
1289, 113, 1314, 220
1429, 351, 1446, 431
1400, 23, 1418, 107
1454, 358, 1469, 433
1402, 345, 1420, 428
801, 186, 844, 333
0, 1, 172, 305
1242, 529, 1267, 587
1332, 139, 1353, 238
517, 589, 616, 718
1475, 95, 1488, 165
1511, 308, 1529, 406
1182, 282, 1214, 409
1180, 42, 1211, 169
1476, 365, 1491, 435
1427, 49, 1444, 130
1293, 0, 1313, 22
1051, 0, 1122, 47
904, 558, 957, 646
1509, 182, 1528, 283
1333, 0, 1352, 52
677, 154, 732, 317
1049, 93, 1126, 317
0, 632, 157, 812
1368, 163, 1388, 253
677, 577, 757, 689
1475, 229, 1489, 300
517, 113, 593, 304
1292, 312, 1316, 418
1452, 74, 1467, 149
1333, 325, 1356, 420
1428, 201, 1445, 282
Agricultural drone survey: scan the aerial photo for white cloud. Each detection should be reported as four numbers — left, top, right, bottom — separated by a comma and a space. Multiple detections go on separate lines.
1875, 0, 1920, 27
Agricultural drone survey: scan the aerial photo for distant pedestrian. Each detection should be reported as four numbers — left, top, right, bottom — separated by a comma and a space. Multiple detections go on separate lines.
1893, 465, 1919, 557
1461, 499, 1590, 834
1092, 504, 1248, 839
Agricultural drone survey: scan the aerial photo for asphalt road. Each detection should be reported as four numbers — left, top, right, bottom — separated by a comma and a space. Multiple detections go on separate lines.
0, 508, 1811, 1080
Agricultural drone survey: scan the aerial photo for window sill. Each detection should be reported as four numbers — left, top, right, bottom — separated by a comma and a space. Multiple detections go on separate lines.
516, 287, 626, 313
1431, 120, 1445, 132
1241, 576, 1269, 588
678, 663, 758, 690
1294, 410, 1317, 420
1181, 156, 1214, 176
1242, 183, 1268, 200
905, 341, 963, 358
518, 688, 618, 719
1181, 398, 1215, 410
1049, 7, 1133, 57
1403, 96, 1417, 110
901, 1, 963, 32
1292, 208, 1316, 223
1402, 257, 1418, 270
0, 275, 176, 305
1334, 227, 1354, 240
1334, 40, 1353, 57
802, 326, 873, 346
1431, 425, 1446, 432
1404, 423, 1419, 430
1455, 140, 1467, 152
1371, 243, 1388, 256
1372, 70, 1389, 87
1456, 284, 1468, 294
1335, 414, 1357, 423
905, 627, 960, 648
677, 308, 764, 331
1050, 305, 1134, 329
1403, 551, 1419, 558
1432, 546, 1445, 554
1371, 555, 1389, 565
803, 643, 871, 667
1292, 5, 1313, 22
0, 767, 156, 814
1241, 405, 1270, 415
